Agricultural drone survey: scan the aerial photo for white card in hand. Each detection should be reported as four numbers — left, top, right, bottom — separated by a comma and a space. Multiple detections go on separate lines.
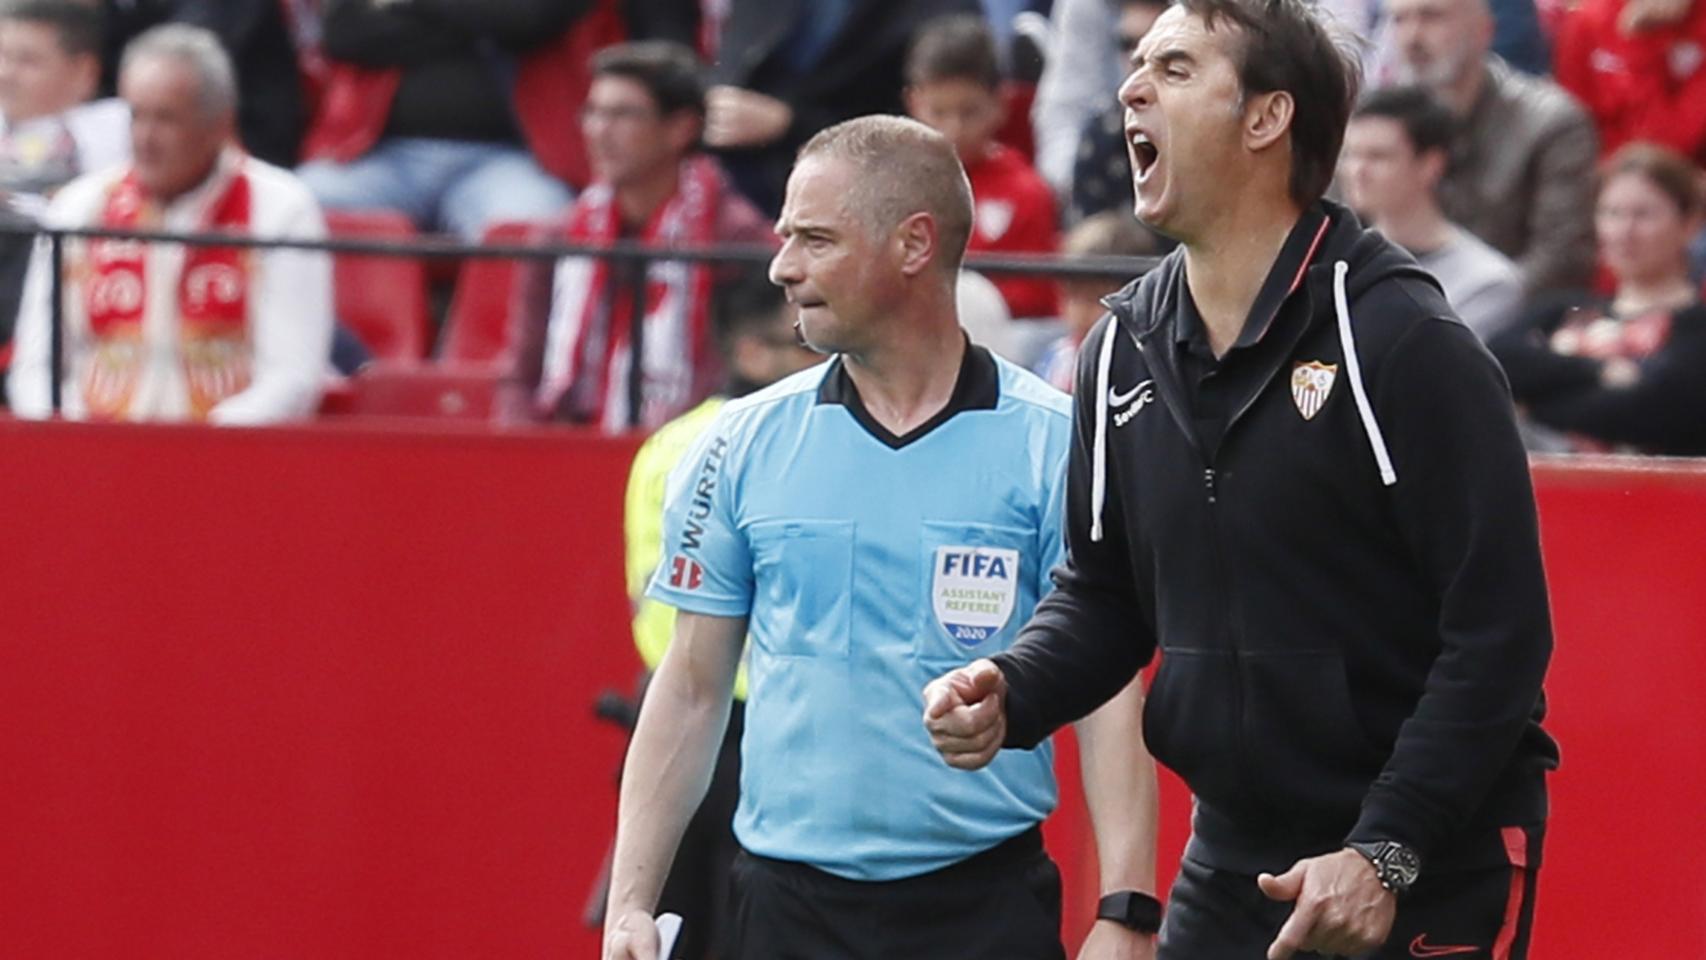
654, 912, 683, 959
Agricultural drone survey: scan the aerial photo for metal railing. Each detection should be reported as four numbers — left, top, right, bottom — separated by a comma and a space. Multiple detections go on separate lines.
0, 221, 1160, 428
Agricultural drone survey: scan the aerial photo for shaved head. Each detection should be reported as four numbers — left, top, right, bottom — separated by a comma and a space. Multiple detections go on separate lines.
797, 115, 974, 274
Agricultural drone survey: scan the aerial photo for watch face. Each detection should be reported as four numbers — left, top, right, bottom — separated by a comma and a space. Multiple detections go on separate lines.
1385, 845, 1421, 888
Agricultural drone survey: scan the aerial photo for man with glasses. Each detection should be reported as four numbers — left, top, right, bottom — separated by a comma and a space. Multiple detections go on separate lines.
523, 40, 772, 431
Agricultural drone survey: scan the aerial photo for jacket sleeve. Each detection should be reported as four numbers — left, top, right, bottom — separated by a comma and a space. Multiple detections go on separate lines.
992, 318, 1156, 749
1347, 314, 1553, 860
1522, 307, 1706, 450
1485, 298, 1601, 401
1513, 105, 1598, 295
210, 185, 333, 425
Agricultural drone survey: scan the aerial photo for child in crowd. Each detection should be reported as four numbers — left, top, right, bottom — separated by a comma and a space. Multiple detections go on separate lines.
905, 14, 1058, 324
1032, 211, 1158, 393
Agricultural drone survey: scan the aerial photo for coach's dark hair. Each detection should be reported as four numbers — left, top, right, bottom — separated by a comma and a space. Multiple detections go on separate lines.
1, 0, 103, 58
591, 40, 706, 118
1176, 0, 1361, 209
1353, 85, 1456, 158
906, 14, 1002, 91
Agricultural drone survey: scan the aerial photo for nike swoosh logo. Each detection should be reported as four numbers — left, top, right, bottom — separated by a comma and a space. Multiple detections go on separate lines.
1410, 935, 1481, 958
1109, 379, 1154, 407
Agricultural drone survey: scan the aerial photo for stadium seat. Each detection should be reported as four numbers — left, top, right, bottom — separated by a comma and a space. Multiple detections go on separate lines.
323, 210, 433, 363
440, 220, 546, 368
334, 362, 529, 424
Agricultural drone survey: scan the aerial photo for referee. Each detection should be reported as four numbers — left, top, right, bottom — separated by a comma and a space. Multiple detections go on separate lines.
925, 0, 1558, 957
603, 116, 1158, 960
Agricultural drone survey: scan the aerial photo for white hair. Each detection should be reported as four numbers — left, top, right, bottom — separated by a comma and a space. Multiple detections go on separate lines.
120, 24, 237, 119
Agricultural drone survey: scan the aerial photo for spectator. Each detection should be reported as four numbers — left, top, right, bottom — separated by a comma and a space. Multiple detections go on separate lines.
0, 1, 126, 205
1554, 0, 1706, 163
1066, 0, 1165, 224
1341, 86, 1524, 340
620, 268, 817, 960
0, 0, 127, 376
906, 14, 1058, 319
1028, 0, 1118, 194
702, 0, 978, 215
1031, 211, 1155, 392
96, 0, 311, 168
298, 0, 623, 241
1490, 143, 1706, 455
8, 25, 332, 423
524, 40, 772, 432
1385, 0, 1600, 294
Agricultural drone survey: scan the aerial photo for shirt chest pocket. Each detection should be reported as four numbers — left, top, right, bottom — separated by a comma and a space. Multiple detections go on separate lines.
748, 519, 855, 659
916, 521, 1032, 669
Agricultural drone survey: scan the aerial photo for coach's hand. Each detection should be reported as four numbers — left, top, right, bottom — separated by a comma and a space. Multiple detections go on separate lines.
603, 908, 661, 960
923, 658, 1008, 770
1257, 849, 1395, 960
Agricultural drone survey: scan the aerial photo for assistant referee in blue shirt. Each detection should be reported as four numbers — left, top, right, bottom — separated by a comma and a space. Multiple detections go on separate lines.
601, 116, 1161, 960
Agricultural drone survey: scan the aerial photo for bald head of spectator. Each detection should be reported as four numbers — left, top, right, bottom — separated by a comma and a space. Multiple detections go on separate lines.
1385, 0, 1495, 111
0, 0, 102, 125
794, 115, 974, 277
118, 24, 234, 201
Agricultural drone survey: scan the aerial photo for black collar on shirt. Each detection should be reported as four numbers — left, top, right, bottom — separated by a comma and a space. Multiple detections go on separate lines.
1172, 204, 1332, 359
817, 338, 999, 449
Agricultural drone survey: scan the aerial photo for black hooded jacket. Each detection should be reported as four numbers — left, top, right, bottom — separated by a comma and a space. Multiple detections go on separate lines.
992, 202, 1558, 876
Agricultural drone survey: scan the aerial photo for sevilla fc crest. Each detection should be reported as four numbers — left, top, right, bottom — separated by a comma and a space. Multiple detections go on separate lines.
1290, 361, 1338, 420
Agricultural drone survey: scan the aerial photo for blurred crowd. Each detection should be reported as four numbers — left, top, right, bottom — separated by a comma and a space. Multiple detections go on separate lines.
0, 0, 1699, 454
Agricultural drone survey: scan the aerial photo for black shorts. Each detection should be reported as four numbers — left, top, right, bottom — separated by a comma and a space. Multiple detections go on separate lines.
727, 827, 1066, 960
1159, 825, 1544, 960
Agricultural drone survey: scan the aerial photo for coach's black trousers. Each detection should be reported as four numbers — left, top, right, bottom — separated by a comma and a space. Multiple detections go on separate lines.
727, 826, 1066, 960
1159, 825, 1544, 959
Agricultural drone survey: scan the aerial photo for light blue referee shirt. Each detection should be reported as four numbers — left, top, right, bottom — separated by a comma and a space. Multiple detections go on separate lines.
647, 343, 1073, 882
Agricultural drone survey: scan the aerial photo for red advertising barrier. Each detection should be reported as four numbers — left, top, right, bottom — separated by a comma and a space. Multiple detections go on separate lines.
0, 420, 1700, 957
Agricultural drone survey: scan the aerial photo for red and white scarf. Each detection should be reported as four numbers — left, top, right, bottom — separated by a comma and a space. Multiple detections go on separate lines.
538, 155, 726, 431
81, 161, 254, 420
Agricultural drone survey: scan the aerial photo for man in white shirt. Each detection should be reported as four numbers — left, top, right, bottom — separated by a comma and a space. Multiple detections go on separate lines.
1340, 85, 1524, 341
8, 23, 331, 424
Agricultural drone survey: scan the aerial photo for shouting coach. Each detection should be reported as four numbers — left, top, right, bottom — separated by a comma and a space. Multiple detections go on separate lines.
923, 0, 1559, 957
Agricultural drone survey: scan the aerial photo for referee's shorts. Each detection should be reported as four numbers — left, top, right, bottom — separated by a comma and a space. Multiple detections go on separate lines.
1159, 824, 1544, 960
727, 825, 1066, 960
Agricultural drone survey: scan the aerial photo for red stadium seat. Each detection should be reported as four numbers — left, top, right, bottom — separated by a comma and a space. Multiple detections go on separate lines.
323, 210, 433, 363
336, 362, 529, 424
440, 220, 546, 368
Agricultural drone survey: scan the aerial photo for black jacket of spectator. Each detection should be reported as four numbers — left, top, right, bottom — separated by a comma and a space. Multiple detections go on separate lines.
1489, 297, 1706, 456
710, 0, 978, 214
102, 0, 307, 167
320, 0, 589, 146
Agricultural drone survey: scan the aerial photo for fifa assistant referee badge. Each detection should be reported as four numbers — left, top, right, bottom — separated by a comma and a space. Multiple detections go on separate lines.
1096, 890, 1162, 934
1346, 840, 1422, 895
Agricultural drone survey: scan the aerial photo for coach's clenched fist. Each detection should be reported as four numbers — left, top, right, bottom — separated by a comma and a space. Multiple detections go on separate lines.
923, 659, 1009, 770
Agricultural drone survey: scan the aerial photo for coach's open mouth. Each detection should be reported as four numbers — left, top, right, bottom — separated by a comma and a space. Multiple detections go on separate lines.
1128, 127, 1160, 181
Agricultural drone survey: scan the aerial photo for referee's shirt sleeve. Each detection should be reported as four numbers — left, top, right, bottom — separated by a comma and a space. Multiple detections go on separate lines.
644, 417, 753, 618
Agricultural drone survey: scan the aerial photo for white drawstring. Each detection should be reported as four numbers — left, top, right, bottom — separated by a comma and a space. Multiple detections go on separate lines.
1333, 261, 1398, 486
1090, 319, 1119, 541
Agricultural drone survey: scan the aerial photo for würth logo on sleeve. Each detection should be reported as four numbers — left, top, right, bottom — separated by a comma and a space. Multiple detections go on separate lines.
668, 555, 703, 590
1290, 360, 1338, 420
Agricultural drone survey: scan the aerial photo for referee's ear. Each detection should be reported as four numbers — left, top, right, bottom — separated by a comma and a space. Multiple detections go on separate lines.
894, 210, 940, 278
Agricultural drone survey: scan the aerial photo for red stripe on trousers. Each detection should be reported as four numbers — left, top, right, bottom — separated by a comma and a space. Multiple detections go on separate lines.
1491, 826, 1529, 959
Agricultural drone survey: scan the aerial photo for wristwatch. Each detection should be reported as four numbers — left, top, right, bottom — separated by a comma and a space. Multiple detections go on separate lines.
1096, 890, 1162, 934
1346, 840, 1422, 895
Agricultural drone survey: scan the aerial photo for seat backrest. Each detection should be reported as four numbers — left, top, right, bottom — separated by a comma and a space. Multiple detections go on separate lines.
342, 361, 527, 424
324, 210, 432, 362
440, 220, 542, 367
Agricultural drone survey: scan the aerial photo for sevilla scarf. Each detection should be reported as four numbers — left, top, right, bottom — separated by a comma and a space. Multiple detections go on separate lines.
82, 164, 254, 420
539, 155, 725, 431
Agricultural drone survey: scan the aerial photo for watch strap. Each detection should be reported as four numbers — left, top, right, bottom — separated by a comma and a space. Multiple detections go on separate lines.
1096, 890, 1162, 934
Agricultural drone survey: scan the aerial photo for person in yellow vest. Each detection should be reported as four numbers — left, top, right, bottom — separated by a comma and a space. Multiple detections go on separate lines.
621, 266, 817, 960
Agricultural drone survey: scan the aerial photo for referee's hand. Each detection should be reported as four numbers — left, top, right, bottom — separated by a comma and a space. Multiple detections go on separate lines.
603, 908, 660, 960
923, 659, 1008, 770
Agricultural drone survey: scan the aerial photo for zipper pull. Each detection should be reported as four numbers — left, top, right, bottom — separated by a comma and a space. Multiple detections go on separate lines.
1204, 467, 1217, 503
